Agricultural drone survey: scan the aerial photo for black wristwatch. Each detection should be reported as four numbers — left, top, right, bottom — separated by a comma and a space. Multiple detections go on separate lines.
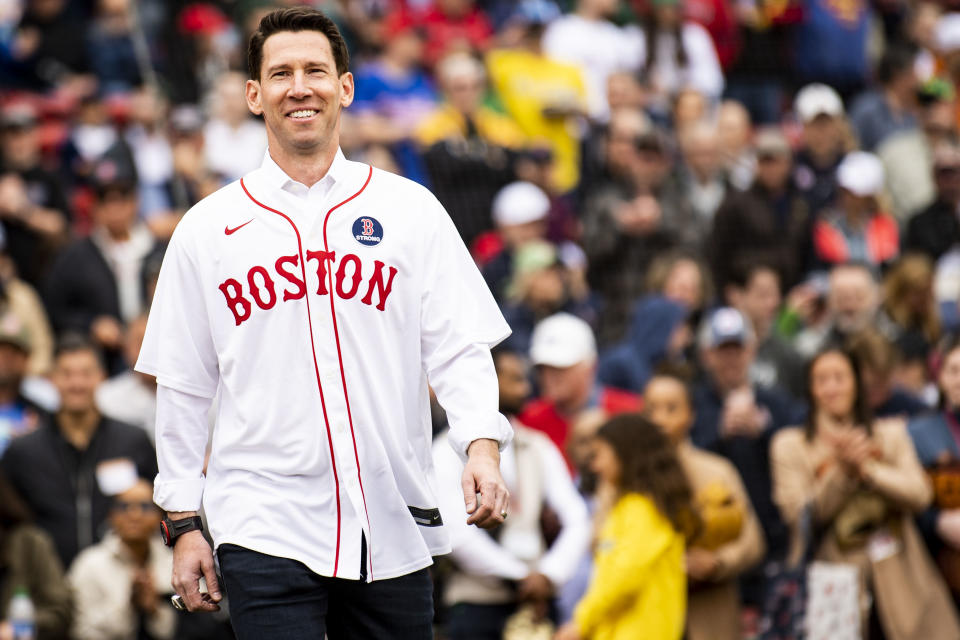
160, 516, 204, 547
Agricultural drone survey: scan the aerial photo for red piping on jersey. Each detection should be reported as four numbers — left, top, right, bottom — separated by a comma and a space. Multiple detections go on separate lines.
239, 177, 343, 578
322, 164, 375, 579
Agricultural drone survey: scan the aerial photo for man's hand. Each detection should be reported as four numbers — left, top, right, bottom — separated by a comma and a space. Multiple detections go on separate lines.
169, 513, 222, 612
0, 621, 12, 640
462, 439, 510, 529
131, 568, 158, 616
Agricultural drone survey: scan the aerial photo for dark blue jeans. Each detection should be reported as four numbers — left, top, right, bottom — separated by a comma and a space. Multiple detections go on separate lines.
218, 544, 434, 639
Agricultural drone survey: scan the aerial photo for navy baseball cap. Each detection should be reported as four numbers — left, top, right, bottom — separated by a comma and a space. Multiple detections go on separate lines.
699, 307, 754, 349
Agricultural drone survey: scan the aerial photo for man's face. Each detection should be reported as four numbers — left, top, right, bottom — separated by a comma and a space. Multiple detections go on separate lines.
802, 114, 841, 158
52, 350, 104, 414
93, 190, 138, 237
110, 480, 162, 546
245, 30, 354, 157
445, 71, 484, 115
537, 361, 593, 412
0, 126, 40, 170
701, 342, 753, 392
0, 343, 27, 388
755, 152, 791, 191
828, 268, 877, 333
496, 353, 532, 415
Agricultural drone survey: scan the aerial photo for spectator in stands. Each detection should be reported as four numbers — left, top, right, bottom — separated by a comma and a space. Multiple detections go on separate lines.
0, 338, 157, 568
715, 100, 755, 190
554, 413, 692, 640
725, 261, 805, 399
848, 328, 928, 419
0, 104, 69, 288
905, 142, 960, 262
86, 0, 142, 95
486, 1, 588, 193
908, 337, 960, 597
691, 307, 802, 605
542, 0, 644, 121
879, 253, 941, 353
597, 296, 690, 393
499, 241, 596, 357
709, 128, 812, 292
645, 251, 714, 321
352, 11, 438, 183
638, 0, 725, 116
792, 83, 847, 216
95, 315, 156, 441
519, 313, 640, 461
674, 120, 727, 248
10, 0, 93, 90
811, 151, 899, 271
849, 45, 920, 152
44, 158, 164, 372
0, 252, 54, 376
418, 0, 494, 68
69, 478, 176, 640
0, 473, 71, 640
203, 71, 268, 182
771, 348, 960, 639
416, 53, 524, 246
123, 86, 174, 222
0, 312, 50, 456
433, 348, 590, 639
583, 131, 684, 345
791, 0, 870, 96
645, 369, 764, 640
792, 262, 880, 358
482, 181, 552, 299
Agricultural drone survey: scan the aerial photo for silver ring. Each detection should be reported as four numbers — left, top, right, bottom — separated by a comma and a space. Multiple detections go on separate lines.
500, 510, 508, 519
171, 594, 186, 611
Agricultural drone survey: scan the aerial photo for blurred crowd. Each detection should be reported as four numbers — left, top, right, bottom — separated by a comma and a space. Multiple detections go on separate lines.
6, 0, 960, 637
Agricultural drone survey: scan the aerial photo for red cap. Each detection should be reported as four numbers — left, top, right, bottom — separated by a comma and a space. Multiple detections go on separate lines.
178, 3, 230, 35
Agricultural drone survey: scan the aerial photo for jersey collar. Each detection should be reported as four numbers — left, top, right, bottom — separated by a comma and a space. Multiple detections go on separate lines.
258, 146, 349, 197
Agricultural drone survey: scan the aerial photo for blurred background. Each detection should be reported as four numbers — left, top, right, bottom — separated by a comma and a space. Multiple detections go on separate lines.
5, 0, 960, 638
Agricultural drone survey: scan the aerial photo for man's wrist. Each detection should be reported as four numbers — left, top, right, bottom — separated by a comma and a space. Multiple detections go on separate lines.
466, 438, 500, 461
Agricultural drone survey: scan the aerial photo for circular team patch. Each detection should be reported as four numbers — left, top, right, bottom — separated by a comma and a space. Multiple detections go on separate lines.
352, 216, 383, 246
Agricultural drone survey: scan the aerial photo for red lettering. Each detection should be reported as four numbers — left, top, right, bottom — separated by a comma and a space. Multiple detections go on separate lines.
306, 250, 336, 295
247, 266, 277, 310
336, 254, 363, 299
275, 255, 306, 301
361, 260, 399, 311
218, 278, 252, 326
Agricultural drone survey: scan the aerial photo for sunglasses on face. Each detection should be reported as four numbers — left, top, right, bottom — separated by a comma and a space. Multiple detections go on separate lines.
112, 501, 157, 514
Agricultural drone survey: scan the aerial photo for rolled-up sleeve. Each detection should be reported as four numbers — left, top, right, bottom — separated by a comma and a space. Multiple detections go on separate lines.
153, 384, 212, 512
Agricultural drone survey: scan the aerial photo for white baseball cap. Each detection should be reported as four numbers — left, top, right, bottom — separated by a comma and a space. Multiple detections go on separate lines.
530, 313, 597, 368
937, 13, 960, 53
836, 151, 885, 197
492, 182, 550, 227
794, 83, 844, 123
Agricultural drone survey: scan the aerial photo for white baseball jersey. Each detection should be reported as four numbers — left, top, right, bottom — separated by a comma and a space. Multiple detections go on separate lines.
136, 148, 513, 581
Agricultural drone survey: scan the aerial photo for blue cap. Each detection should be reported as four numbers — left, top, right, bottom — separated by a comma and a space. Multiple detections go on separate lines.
699, 307, 754, 348
511, 0, 561, 26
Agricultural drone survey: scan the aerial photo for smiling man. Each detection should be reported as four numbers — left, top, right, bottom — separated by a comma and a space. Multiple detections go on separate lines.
135, 7, 513, 639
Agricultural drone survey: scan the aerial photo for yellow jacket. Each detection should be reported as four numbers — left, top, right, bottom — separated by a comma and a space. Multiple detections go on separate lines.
575, 493, 686, 640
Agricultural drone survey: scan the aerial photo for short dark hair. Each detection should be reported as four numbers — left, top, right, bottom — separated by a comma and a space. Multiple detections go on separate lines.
877, 44, 916, 86
54, 333, 106, 371
247, 7, 350, 80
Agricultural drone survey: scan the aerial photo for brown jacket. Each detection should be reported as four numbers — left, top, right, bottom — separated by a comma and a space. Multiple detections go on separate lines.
771, 418, 960, 640
679, 442, 765, 640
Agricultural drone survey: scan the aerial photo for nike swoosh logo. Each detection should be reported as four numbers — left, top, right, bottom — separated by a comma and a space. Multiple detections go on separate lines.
225, 219, 254, 235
